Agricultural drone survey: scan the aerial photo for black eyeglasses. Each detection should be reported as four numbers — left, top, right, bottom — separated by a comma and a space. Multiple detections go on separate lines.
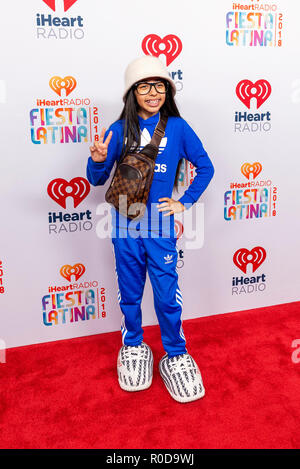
134, 81, 169, 95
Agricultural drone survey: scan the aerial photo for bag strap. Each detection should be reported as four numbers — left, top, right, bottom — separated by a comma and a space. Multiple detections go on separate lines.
149, 114, 168, 147
117, 114, 168, 165
138, 114, 168, 161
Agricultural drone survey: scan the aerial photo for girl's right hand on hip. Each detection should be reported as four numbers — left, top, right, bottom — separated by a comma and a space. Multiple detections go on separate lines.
89, 128, 113, 162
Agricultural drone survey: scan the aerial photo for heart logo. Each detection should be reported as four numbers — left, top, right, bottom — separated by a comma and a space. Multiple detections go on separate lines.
43, 0, 78, 12
63, 0, 78, 11
60, 264, 85, 282
47, 177, 90, 209
236, 79, 271, 109
233, 247, 266, 274
49, 76, 77, 97
241, 162, 262, 180
142, 34, 182, 66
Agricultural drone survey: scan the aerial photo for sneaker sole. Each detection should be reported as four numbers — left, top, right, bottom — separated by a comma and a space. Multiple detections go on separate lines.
118, 377, 153, 392
163, 385, 205, 403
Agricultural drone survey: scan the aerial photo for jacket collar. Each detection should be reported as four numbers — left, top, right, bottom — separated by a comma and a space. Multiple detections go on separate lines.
138, 112, 160, 126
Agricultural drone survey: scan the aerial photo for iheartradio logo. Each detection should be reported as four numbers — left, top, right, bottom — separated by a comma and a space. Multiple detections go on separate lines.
37, 0, 84, 41
43, 262, 103, 327
233, 247, 266, 274
49, 76, 77, 97
42, 0, 78, 12
236, 79, 271, 109
241, 162, 262, 180
225, 160, 277, 222
60, 263, 85, 282
47, 177, 90, 209
142, 34, 182, 66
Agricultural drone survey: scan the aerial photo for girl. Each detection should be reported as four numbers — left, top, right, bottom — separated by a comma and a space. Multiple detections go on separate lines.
86, 55, 214, 403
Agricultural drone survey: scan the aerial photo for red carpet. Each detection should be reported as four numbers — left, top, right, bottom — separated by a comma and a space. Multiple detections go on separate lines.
1, 302, 300, 449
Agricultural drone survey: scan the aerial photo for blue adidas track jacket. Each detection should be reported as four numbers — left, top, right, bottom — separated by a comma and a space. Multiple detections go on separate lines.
86, 112, 214, 236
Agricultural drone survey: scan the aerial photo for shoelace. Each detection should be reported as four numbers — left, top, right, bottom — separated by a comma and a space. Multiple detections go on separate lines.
168, 354, 193, 374
123, 344, 147, 361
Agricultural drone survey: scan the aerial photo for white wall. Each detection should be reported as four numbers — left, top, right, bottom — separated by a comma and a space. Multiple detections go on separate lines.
1, 0, 299, 348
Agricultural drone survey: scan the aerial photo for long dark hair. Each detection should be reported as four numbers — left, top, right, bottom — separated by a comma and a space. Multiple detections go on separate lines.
117, 82, 184, 192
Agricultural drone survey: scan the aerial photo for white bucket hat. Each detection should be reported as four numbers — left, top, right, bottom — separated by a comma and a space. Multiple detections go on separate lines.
123, 55, 176, 102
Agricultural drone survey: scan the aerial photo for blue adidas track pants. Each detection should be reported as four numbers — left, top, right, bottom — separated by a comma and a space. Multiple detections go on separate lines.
111, 234, 187, 358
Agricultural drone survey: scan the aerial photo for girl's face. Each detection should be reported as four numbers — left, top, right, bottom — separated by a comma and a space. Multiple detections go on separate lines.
134, 76, 166, 119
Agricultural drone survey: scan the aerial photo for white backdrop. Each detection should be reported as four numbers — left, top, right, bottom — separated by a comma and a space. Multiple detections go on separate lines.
1, 0, 300, 348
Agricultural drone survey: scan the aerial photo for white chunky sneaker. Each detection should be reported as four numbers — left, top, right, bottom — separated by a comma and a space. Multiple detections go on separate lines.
117, 342, 153, 392
159, 353, 205, 403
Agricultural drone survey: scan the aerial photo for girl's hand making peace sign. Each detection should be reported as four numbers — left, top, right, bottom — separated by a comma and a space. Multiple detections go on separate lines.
89, 128, 113, 163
